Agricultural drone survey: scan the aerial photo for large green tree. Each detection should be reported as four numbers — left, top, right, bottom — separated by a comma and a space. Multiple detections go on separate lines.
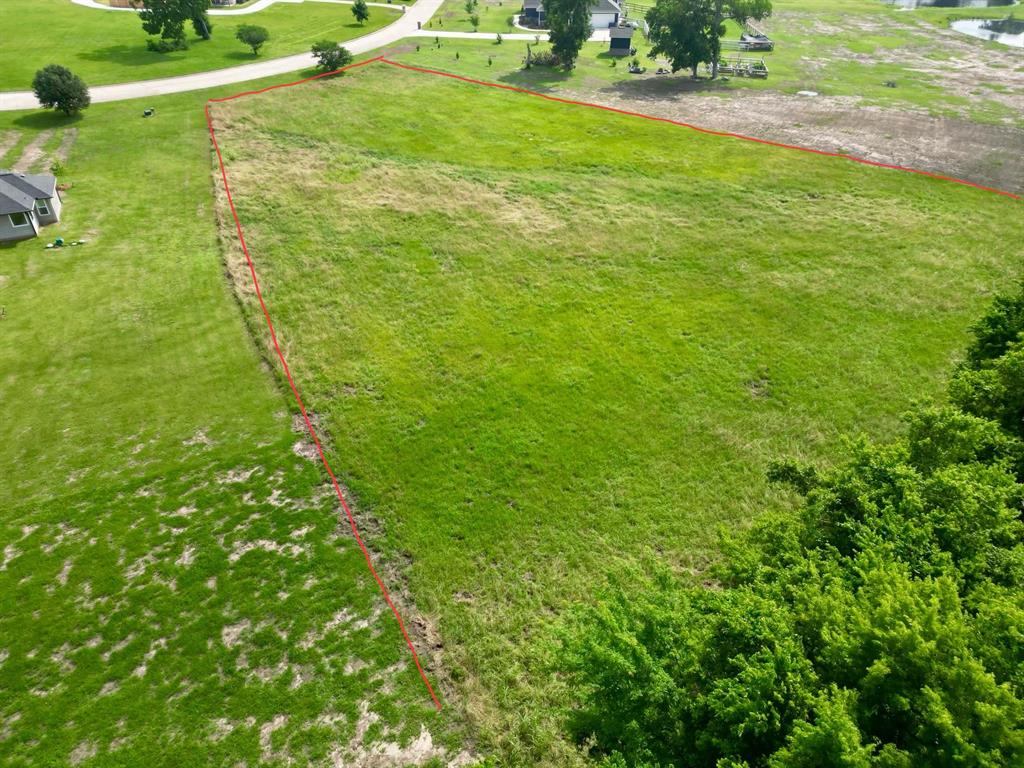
235, 24, 269, 56
710, 0, 772, 77
560, 285, 1024, 767
310, 40, 354, 72
950, 286, 1024, 443
351, 0, 370, 25
545, 0, 594, 68
646, 0, 717, 77
140, 0, 212, 47
646, 0, 771, 78
31, 65, 90, 116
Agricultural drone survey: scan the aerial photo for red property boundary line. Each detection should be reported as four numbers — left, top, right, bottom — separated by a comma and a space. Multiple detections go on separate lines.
204, 56, 1020, 712
380, 58, 1020, 201
205, 55, 444, 711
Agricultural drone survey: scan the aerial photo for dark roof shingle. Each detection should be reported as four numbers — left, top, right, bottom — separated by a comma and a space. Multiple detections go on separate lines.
0, 172, 57, 215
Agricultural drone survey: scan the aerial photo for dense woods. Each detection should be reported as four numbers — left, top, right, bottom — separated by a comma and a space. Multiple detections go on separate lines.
561, 285, 1024, 767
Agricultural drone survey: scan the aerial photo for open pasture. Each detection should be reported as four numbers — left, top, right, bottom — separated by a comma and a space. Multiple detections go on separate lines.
208, 59, 1021, 759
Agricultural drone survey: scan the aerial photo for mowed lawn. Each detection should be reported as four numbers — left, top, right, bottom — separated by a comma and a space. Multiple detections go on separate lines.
209, 62, 1022, 760
0, 85, 456, 765
0, 0, 399, 90
421, 0, 1024, 126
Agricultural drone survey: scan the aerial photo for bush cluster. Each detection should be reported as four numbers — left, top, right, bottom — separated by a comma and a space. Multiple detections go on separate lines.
560, 285, 1024, 767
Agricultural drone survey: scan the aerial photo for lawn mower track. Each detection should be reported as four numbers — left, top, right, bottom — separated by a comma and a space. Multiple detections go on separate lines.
205, 54, 1020, 708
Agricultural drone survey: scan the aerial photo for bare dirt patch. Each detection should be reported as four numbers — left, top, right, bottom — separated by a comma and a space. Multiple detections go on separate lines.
12, 130, 54, 173
259, 714, 289, 763
54, 128, 78, 164
68, 741, 97, 765
182, 429, 214, 447
330, 702, 476, 767
221, 619, 250, 648
227, 538, 307, 563
773, 9, 1024, 116
566, 83, 1024, 195
0, 131, 21, 163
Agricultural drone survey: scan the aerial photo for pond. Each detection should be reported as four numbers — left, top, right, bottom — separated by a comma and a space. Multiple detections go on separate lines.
951, 16, 1024, 46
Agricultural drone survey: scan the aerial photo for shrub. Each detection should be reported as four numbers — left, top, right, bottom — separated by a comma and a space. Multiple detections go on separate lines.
528, 49, 559, 67
31, 65, 90, 116
235, 24, 269, 56
559, 285, 1024, 767
146, 36, 188, 52
310, 41, 354, 72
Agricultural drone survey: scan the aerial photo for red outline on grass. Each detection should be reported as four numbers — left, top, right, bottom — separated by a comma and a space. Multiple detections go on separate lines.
206, 55, 443, 712
379, 58, 1020, 201
205, 55, 1020, 713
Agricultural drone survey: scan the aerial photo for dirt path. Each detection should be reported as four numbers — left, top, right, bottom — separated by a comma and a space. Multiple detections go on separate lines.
0, 130, 21, 165
54, 128, 78, 164
12, 129, 54, 172
565, 83, 1024, 195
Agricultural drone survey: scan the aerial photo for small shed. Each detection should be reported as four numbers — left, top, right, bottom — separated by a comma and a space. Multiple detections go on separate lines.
609, 25, 634, 56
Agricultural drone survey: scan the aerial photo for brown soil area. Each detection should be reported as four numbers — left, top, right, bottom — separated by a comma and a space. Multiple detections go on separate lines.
564, 83, 1024, 194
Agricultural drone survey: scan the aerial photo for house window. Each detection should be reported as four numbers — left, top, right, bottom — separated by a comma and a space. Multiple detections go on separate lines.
9, 212, 30, 228
36, 199, 50, 216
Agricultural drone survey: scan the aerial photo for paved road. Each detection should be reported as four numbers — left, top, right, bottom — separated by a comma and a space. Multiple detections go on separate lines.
0, 0, 570, 110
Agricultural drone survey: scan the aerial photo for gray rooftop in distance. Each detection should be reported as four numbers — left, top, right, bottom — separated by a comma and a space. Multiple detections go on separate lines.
525, 0, 619, 11
0, 171, 57, 215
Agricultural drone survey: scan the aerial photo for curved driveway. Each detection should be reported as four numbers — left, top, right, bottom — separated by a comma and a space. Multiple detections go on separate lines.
0, 0, 568, 111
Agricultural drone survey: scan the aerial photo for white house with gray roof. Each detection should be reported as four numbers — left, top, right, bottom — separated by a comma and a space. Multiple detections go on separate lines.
0, 171, 62, 242
521, 0, 621, 29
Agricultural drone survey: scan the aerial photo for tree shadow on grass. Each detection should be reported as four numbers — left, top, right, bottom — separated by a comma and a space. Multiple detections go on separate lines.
77, 44, 188, 69
496, 65, 572, 92
597, 74, 731, 103
11, 111, 84, 130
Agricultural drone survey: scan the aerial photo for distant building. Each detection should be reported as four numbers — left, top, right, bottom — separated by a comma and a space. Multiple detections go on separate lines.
521, 0, 621, 30
609, 24, 634, 56
0, 172, 62, 242
589, 0, 622, 29
521, 0, 546, 26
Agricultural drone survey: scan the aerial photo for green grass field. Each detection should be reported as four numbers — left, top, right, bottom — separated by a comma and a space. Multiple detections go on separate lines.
0, 0, 400, 90
0, 0, 1022, 763
0, 77, 463, 766
422, 0, 1023, 125
209, 61, 1021, 761
430, 0, 521, 33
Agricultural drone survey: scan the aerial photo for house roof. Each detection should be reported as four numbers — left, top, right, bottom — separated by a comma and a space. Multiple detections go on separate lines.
527, 0, 618, 11
0, 171, 56, 215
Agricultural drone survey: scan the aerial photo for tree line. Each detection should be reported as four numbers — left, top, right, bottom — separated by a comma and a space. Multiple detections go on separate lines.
138, 0, 370, 55
545, 0, 771, 74
559, 284, 1024, 766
